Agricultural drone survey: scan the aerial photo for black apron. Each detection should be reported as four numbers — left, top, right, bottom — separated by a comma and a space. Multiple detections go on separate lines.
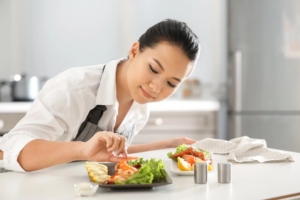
72, 65, 136, 145
0, 64, 136, 173
72, 104, 136, 145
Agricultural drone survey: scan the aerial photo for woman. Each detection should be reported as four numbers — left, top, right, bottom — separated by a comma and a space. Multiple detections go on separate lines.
0, 19, 200, 172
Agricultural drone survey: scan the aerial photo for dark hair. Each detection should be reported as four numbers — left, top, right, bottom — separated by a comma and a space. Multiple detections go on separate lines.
138, 19, 200, 62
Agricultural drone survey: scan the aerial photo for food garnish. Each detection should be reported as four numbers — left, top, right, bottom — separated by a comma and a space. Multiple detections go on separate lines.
85, 162, 110, 183
86, 157, 167, 185
167, 144, 213, 172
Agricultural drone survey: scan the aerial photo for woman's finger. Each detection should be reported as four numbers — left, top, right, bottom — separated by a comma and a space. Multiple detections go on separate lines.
183, 137, 196, 144
188, 139, 196, 144
107, 134, 121, 152
97, 132, 113, 148
109, 155, 125, 163
116, 136, 127, 156
122, 151, 128, 158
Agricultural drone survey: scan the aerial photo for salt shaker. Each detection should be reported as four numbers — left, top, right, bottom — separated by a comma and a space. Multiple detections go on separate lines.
194, 163, 208, 184
218, 163, 231, 183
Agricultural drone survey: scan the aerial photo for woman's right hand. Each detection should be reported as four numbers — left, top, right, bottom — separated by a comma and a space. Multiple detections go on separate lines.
79, 131, 128, 163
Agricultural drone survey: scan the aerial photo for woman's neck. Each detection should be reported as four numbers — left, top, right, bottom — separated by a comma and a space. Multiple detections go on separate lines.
116, 59, 133, 105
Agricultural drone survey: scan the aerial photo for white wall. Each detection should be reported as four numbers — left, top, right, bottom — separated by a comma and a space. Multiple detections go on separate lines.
0, 0, 227, 87
0, 0, 12, 79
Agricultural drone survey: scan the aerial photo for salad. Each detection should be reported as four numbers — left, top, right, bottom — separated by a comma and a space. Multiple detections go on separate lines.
86, 157, 167, 185
167, 144, 213, 171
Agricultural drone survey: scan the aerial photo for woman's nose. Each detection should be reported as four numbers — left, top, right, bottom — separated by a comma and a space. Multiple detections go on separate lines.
149, 79, 162, 94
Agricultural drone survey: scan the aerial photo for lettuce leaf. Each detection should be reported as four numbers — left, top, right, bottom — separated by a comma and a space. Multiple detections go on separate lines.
167, 144, 188, 161
147, 158, 166, 180
203, 150, 210, 158
120, 158, 166, 184
123, 165, 154, 184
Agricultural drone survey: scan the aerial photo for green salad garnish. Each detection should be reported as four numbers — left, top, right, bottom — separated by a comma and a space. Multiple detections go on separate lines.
167, 144, 210, 161
115, 158, 167, 185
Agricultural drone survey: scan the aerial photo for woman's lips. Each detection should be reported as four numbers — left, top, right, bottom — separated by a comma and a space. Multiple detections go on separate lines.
140, 87, 153, 99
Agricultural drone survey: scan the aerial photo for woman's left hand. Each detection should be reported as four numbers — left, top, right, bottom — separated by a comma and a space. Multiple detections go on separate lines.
168, 137, 196, 148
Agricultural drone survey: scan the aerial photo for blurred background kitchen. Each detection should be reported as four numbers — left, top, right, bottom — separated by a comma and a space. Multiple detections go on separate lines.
0, 0, 299, 152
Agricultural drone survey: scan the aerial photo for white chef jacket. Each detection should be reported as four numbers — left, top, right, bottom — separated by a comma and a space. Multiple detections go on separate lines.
0, 57, 149, 172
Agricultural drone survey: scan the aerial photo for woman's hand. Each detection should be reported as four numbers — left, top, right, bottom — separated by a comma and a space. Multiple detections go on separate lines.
80, 131, 128, 163
168, 137, 196, 148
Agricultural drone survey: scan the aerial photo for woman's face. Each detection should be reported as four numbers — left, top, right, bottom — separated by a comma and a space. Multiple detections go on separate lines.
127, 41, 194, 104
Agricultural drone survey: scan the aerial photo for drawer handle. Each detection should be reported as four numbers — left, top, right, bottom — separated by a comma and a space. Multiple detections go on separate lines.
0, 120, 3, 130
155, 118, 163, 125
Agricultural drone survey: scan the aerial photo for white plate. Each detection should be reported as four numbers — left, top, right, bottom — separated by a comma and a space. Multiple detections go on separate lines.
170, 151, 214, 176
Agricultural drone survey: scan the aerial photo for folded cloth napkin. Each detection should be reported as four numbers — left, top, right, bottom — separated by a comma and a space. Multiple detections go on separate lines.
193, 136, 295, 163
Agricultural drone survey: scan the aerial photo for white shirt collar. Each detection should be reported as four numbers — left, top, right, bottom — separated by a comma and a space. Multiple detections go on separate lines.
94, 57, 149, 132
95, 57, 127, 106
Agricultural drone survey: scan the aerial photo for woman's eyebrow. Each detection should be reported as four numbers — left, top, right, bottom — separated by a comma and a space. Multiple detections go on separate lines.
152, 58, 181, 82
153, 58, 165, 71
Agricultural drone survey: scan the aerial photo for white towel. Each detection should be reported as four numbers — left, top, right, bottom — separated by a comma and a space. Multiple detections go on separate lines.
193, 136, 295, 163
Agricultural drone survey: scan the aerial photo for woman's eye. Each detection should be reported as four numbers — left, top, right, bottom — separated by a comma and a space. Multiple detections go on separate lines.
149, 64, 176, 88
167, 81, 176, 88
149, 65, 158, 74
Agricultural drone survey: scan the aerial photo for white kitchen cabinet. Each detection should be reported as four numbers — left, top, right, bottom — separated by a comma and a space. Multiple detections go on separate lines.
132, 111, 217, 145
0, 111, 217, 141
0, 111, 218, 141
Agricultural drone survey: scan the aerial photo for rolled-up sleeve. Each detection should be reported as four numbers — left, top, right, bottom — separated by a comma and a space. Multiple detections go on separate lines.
0, 133, 36, 172
0, 71, 87, 172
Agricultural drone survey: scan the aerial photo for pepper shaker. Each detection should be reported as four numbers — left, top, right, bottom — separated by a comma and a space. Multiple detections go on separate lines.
194, 163, 208, 184
218, 163, 231, 183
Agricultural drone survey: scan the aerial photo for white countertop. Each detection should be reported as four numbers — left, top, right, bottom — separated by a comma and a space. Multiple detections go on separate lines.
0, 102, 32, 113
148, 99, 219, 112
0, 100, 220, 113
0, 148, 299, 200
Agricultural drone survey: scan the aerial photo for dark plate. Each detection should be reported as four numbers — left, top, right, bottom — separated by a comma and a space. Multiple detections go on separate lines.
89, 162, 173, 189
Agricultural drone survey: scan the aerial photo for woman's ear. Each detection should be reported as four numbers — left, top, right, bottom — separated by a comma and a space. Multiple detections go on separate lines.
128, 41, 140, 60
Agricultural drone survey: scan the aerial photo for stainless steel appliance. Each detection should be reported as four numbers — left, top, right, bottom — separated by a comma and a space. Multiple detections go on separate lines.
0, 74, 48, 102
228, 0, 300, 152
